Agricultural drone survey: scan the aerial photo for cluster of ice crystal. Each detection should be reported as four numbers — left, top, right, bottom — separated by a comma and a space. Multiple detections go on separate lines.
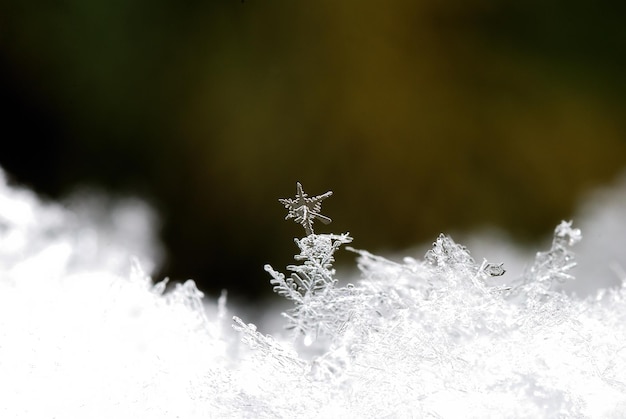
235, 183, 626, 417
527, 220, 581, 285
2, 173, 626, 418
264, 183, 354, 349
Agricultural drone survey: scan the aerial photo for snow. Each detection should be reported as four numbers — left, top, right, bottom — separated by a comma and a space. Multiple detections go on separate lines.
1, 171, 626, 418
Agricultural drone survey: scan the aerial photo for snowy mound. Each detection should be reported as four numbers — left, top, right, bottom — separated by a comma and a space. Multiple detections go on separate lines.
2, 173, 626, 418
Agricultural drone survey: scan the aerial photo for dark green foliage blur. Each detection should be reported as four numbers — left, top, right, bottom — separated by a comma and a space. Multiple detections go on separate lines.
1, 0, 625, 299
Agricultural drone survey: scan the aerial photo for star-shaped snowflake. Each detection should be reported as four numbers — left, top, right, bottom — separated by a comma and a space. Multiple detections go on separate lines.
279, 182, 332, 235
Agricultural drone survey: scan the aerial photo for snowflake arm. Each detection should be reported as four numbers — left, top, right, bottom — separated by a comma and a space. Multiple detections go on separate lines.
525, 220, 581, 291
265, 264, 303, 303
279, 182, 332, 235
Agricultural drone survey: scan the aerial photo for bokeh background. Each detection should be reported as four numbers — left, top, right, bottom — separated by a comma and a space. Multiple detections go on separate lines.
1, 0, 625, 301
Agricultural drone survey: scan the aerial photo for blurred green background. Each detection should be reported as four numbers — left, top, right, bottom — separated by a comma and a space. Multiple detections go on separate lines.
1, 0, 625, 301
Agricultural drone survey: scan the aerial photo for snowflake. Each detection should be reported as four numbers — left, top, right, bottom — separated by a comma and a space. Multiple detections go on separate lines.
279, 182, 332, 235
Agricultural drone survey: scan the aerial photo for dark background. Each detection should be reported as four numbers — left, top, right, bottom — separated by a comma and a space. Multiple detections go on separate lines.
1, 0, 625, 302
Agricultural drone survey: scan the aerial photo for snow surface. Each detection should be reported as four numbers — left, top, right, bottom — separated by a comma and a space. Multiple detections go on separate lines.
1, 169, 626, 418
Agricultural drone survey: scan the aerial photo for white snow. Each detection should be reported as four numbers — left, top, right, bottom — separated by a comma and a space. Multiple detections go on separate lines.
1, 169, 626, 418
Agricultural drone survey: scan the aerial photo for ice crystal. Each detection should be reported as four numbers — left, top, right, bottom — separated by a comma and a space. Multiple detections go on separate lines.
425, 233, 506, 279
279, 182, 332, 235
425, 233, 476, 269
266, 184, 353, 347
265, 233, 353, 307
232, 316, 305, 370
524, 220, 582, 292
